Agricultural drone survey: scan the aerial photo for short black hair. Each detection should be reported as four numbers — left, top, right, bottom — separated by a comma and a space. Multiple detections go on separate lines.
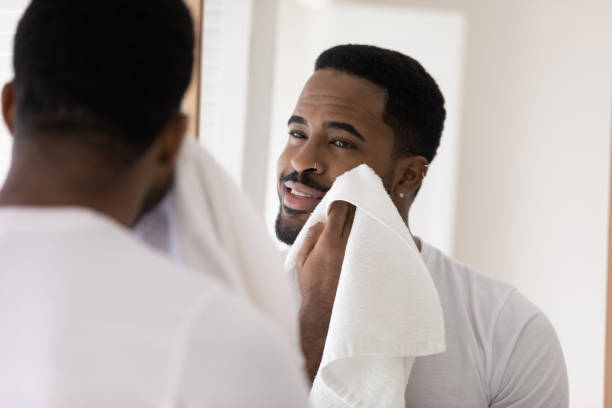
315, 44, 446, 163
12, 0, 194, 160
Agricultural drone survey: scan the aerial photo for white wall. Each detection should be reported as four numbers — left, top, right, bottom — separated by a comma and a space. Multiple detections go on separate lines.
199, 0, 279, 209
241, 0, 279, 212
199, 0, 254, 184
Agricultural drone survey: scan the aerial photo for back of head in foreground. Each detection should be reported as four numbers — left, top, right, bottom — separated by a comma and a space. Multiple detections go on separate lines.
0, 0, 194, 226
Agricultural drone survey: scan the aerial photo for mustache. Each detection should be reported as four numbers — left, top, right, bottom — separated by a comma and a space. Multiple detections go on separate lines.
280, 171, 330, 193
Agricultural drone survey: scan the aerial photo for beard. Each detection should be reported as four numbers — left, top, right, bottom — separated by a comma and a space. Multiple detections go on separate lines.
274, 207, 303, 245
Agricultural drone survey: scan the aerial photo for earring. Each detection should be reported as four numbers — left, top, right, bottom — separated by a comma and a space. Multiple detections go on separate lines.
422, 163, 430, 179
398, 192, 405, 198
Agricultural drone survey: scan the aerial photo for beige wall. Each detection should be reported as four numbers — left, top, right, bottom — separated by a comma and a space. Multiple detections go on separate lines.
451, 1, 612, 406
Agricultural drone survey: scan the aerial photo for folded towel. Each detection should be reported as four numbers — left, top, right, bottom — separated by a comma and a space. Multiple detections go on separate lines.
135, 136, 300, 348
285, 164, 446, 408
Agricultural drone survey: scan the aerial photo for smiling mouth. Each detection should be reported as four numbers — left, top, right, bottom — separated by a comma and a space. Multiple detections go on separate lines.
282, 181, 325, 213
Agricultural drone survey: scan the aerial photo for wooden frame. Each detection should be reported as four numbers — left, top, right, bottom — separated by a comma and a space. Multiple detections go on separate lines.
183, 0, 204, 139
606, 113, 612, 408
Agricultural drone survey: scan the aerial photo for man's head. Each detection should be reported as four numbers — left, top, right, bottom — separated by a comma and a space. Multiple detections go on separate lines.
276, 44, 446, 244
1, 0, 194, 224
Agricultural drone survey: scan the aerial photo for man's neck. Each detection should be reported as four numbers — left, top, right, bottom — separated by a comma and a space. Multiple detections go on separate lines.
0, 142, 146, 227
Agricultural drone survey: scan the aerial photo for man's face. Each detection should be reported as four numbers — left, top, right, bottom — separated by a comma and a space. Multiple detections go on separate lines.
276, 69, 396, 244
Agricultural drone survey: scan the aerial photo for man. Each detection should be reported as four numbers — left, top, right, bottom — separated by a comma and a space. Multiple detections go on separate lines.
0, 0, 308, 406
275, 44, 569, 407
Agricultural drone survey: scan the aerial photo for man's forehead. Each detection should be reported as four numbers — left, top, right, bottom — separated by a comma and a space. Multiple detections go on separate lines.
295, 69, 387, 121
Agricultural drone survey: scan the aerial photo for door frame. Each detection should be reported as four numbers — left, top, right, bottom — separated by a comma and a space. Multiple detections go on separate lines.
605, 111, 612, 408
183, 0, 203, 139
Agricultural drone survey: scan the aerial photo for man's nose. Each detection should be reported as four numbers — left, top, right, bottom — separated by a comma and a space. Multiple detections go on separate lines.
290, 141, 322, 174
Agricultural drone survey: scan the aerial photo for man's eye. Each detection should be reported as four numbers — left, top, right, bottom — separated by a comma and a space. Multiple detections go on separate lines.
331, 139, 353, 149
289, 131, 306, 139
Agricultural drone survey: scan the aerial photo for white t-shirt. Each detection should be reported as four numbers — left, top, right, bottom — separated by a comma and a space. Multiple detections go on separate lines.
0, 207, 309, 408
404, 242, 569, 407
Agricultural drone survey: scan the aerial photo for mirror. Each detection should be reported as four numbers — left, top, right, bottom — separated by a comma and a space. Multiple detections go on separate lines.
199, 0, 612, 406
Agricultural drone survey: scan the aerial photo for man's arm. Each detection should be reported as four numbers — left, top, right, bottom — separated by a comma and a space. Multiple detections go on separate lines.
296, 202, 355, 383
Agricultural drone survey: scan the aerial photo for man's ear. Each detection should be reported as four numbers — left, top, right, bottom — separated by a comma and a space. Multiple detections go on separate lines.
2, 81, 17, 136
391, 155, 429, 199
155, 112, 187, 169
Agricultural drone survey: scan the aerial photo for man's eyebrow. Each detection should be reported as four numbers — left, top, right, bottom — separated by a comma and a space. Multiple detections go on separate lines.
324, 121, 366, 142
288, 115, 307, 126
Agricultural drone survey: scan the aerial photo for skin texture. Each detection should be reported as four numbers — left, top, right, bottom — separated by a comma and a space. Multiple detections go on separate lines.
276, 69, 430, 382
0, 81, 185, 227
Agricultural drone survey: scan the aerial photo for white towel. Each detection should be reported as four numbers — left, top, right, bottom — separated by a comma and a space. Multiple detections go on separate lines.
285, 164, 446, 408
134, 136, 300, 348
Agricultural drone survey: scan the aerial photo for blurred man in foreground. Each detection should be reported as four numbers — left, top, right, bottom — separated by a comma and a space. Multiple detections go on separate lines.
0, 1, 308, 406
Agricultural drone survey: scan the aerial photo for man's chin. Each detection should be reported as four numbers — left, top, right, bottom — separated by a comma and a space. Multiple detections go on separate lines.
275, 208, 308, 245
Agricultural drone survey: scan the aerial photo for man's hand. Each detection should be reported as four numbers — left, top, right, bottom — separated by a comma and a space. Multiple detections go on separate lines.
297, 201, 355, 383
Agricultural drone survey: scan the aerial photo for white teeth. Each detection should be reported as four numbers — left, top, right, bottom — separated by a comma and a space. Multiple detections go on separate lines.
291, 189, 314, 198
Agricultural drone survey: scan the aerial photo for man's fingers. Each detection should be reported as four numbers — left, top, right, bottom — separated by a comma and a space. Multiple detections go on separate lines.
342, 204, 356, 241
296, 222, 325, 267
325, 201, 350, 239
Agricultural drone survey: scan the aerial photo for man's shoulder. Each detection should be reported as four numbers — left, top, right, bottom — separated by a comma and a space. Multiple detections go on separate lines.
420, 242, 551, 353
414, 242, 568, 407
1, 206, 230, 311
420, 242, 518, 313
